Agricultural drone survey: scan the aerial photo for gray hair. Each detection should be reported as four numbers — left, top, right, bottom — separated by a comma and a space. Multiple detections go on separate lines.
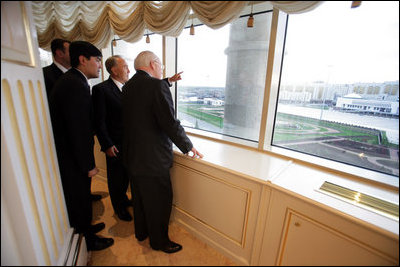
134, 50, 158, 70
105, 55, 123, 74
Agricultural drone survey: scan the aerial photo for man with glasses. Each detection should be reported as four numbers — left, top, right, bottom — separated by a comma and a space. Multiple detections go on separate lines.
122, 50, 203, 254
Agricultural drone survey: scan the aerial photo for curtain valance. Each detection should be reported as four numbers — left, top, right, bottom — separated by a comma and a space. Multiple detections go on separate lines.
31, 1, 322, 51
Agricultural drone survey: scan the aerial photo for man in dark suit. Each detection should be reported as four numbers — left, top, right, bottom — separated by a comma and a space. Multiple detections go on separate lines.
42, 39, 71, 99
49, 41, 114, 251
92, 55, 133, 221
44, 38, 102, 202
122, 50, 203, 254
93, 55, 186, 222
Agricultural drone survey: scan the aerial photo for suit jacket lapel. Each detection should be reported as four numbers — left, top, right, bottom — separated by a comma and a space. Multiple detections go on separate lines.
108, 78, 122, 98
70, 68, 89, 88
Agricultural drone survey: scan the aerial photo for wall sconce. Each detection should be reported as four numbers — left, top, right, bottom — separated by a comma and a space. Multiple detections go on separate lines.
247, 4, 254, 28
112, 39, 117, 47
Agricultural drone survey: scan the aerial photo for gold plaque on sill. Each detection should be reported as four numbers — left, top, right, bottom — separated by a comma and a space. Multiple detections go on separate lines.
319, 181, 399, 218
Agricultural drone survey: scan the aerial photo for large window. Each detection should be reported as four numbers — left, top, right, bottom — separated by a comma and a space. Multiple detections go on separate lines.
272, 1, 399, 177
112, 34, 163, 80
177, 11, 272, 142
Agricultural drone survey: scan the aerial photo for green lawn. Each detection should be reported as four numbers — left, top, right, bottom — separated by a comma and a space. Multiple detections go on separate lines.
179, 104, 224, 128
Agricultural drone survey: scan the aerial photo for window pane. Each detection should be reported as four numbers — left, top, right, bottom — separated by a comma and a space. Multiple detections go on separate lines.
113, 35, 163, 79
39, 48, 52, 68
273, 1, 399, 177
177, 12, 272, 141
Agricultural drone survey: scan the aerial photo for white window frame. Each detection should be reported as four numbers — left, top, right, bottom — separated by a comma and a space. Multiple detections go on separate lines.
167, 4, 399, 189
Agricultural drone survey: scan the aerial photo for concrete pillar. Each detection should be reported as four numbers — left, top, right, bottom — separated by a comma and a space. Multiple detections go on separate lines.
223, 14, 272, 140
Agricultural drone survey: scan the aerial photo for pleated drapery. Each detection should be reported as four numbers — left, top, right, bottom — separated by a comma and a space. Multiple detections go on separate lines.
31, 1, 322, 50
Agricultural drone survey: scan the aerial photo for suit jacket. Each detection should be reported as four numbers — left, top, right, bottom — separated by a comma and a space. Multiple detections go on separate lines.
92, 78, 123, 151
43, 63, 63, 99
122, 70, 193, 177
49, 68, 96, 175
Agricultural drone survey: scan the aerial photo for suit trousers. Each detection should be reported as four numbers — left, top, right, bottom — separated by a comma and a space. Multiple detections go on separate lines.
129, 173, 173, 249
106, 154, 130, 212
58, 157, 92, 234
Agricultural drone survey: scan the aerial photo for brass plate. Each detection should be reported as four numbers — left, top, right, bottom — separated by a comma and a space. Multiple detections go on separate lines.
320, 181, 399, 218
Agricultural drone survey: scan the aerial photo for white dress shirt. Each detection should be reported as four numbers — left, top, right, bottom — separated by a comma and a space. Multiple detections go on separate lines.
54, 60, 69, 73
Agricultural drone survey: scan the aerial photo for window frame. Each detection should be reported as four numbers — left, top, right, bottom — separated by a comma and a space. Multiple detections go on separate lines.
171, 5, 399, 189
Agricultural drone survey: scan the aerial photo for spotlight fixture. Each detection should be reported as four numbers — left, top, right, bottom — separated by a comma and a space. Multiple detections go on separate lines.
190, 17, 195, 35
247, 4, 254, 28
351, 1, 362, 8
190, 24, 195, 35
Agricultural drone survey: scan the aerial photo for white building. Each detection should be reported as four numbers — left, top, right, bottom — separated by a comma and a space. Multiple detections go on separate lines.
336, 93, 399, 116
203, 98, 224, 106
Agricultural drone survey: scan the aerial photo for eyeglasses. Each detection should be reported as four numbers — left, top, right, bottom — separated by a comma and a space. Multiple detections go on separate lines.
154, 61, 164, 70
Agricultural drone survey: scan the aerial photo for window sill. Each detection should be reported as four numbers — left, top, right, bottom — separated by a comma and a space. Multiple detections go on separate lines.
269, 145, 399, 189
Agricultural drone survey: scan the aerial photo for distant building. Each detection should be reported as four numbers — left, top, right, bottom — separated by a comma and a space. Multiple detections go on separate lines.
179, 96, 199, 103
336, 93, 399, 116
203, 98, 224, 106
279, 81, 399, 106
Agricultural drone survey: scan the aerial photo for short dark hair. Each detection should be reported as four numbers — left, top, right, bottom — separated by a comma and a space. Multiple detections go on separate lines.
50, 38, 71, 57
105, 55, 122, 74
69, 41, 102, 68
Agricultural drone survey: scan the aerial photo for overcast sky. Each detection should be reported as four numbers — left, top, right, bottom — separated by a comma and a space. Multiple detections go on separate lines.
282, 1, 399, 84
177, 1, 399, 87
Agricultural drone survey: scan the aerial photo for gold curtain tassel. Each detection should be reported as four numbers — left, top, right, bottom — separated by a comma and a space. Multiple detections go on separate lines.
247, 14, 254, 28
190, 24, 195, 35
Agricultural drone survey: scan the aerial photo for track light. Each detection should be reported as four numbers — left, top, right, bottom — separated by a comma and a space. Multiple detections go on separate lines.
247, 14, 254, 28
145, 30, 150, 43
247, 4, 254, 28
190, 24, 195, 35
190, 17, 195, 35
351, 1, 362, 8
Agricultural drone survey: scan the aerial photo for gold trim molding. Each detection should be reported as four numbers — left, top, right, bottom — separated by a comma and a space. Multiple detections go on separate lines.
319, 181, 399, 218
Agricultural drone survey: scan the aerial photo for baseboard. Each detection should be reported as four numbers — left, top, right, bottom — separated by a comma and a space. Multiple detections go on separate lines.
171, 207, 249, 266
58, 229, 88, 266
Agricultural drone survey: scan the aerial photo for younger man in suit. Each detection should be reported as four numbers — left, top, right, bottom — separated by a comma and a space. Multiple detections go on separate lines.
49, 41, 114, 251
44, 38, 101, 202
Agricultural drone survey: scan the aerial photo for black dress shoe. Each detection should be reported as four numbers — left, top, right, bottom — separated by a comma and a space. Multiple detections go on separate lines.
156, 241, 182, 254
136, 234, 148, 242
91, 194, 102, 201
86, 235, 114, 251
89, 222, 105, 234
123, 199, 133, 207
116, 208, 132, 221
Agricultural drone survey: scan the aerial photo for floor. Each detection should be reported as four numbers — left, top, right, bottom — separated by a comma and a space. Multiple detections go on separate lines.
87, 175, 237, 266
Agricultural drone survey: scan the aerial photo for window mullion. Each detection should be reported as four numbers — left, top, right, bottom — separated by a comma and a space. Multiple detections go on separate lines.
258, 8, 280, 150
